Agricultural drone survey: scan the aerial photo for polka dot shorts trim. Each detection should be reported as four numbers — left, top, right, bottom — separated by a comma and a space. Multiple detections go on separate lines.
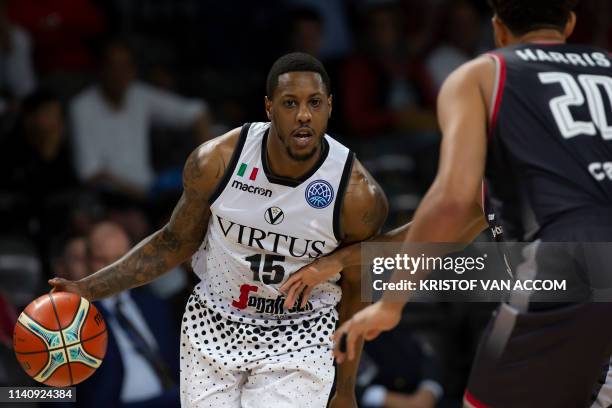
180, 293, 337, 407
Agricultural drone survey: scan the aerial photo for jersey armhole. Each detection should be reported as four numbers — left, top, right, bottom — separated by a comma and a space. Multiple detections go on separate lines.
485, 52, 507, 142
208, 122, 251, 205
333, 151, 356, 242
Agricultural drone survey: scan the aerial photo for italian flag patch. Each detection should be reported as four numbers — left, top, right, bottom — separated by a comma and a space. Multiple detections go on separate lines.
237, 163, 259, 181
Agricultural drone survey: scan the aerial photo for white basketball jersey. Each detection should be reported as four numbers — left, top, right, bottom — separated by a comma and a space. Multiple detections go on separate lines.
191, 122, 354, 324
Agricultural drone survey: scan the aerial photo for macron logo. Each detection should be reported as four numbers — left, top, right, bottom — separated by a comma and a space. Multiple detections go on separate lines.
231, 180, 272, 197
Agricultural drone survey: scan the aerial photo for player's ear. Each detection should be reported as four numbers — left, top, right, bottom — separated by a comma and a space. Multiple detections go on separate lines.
564, 12, 576, 39
327, 94, 333, 118
265, 96, 272, 121
491, 15, 508, 48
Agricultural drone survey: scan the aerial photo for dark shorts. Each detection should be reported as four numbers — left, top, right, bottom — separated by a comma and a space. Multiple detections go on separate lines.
465, 302, 612, 408
466, 234, 612, 407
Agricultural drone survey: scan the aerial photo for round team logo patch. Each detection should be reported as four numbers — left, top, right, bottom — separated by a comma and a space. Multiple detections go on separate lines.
264, 207, 285, 225
305, 180, 334, 209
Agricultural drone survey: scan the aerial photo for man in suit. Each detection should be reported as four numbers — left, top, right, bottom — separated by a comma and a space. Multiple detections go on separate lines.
55, 222, 181, 408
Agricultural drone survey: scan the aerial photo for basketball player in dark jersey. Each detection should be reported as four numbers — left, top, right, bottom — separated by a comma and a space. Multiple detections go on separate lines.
280, 1, 612, 406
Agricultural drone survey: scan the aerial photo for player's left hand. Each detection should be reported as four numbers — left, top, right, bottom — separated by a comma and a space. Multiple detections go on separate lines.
333, 301, 403, 364
328, 391, 357, 408
280, 255, 343, 309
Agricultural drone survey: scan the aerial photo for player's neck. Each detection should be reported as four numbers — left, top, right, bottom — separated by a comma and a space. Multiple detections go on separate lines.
518, 29, 566, 45
266, 130, 322, 180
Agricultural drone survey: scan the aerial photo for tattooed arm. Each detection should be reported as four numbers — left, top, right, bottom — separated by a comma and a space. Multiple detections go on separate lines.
329, 159, 388, 406
49, 128, 240, 301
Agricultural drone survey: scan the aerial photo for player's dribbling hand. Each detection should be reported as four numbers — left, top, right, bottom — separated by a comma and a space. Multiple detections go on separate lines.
280, 256, 343, 309
48, 278, 89, 300
333, 301, 403, 364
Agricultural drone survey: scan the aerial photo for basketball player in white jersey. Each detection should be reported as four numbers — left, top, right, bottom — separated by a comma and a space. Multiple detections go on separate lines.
49, 52, 388, 407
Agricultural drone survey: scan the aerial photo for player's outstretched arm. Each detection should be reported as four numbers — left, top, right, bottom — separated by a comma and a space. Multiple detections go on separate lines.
329, 159, 388, 407
49, 129, 240, 301
333, 57, 493, 363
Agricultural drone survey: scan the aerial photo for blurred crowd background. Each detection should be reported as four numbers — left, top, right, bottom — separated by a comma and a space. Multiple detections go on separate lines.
0, 0, 609, 407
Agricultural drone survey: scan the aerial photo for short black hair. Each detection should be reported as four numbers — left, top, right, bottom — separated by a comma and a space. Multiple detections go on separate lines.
488, 0, 579, 36
266, 52, 330, 98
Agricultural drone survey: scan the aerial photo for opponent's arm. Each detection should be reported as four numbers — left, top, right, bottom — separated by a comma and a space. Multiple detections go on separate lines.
49, 129, 239, 301
281, 193, 486, 301
333, 57, 494, 363
376, 57, 491, 311
331, 186, 488, 270
330, 160, 388, 404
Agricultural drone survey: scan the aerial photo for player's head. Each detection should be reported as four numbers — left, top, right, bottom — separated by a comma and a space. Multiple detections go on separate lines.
265, 52, 331, 162
87, 221, 131, 273
488, 0, 578, 47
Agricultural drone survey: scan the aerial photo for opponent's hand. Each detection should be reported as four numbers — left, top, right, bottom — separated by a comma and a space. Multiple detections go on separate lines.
328, 391, 357, 408
333, 301, 403, 364
280, 256, 343, 309
48, 278, 89, 300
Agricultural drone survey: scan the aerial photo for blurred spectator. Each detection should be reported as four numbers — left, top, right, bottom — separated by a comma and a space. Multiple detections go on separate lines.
69, 39, 210, 202
425, 1, 484, 93
356, 329, 445, 408
53, 235, 88, 282
287, 0, 353, 59
399, 0, 446, 58
147, 65, 205, 199
68, 221, 180, 408
7, 0, 106, 75
0, 89, 79, 243
341, 2, 437, 141
287, 6, 325, 58
340, 1, 440, 195
0, 0, 36, 108
0, 90, 74, 192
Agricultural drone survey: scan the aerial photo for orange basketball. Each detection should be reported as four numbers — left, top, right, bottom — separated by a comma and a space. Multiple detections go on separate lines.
13, 292, 107, 387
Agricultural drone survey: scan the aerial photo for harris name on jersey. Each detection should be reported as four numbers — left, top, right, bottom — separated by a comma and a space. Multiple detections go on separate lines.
515, 48, 610, 67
